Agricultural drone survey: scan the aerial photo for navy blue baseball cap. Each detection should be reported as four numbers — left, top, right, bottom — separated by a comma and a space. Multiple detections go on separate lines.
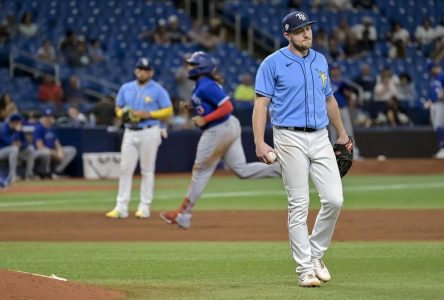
8, 113, 22, 122
282, 11, 316, 32
330, 62, 341, 70
42, 108, 54, 117
135, 57, 152, 70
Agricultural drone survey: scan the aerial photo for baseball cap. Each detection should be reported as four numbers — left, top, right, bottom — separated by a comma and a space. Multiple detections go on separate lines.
282, 11, 316, 32
135, 57, 152, 70
427, 61, 440, 72
330, 62, 341, 70
42, 108, 54, 117
8, 113, 22, 122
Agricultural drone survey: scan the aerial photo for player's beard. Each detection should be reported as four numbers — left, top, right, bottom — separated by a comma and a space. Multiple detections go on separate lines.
137, 78, 149, 85
290, 38, 312, 53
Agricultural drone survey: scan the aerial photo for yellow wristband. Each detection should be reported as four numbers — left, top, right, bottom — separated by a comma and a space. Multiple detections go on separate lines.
116, 108, 123, 118
150, 107, 173, 119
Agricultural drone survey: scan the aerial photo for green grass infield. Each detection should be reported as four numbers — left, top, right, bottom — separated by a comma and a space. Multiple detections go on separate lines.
0, 242, 443, 299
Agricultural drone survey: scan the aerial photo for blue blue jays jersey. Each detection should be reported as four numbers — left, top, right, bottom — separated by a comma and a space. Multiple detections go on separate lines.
191, 76, 231, 130
255, 47, 333, 129
0, 123, 28, 149
331, 80, 348, 108
116, 79, 172, 128
33, 123, 58, 149
428, 72, 444, 103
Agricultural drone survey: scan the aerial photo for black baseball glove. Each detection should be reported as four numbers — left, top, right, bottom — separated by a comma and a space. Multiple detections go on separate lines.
121, 107, 140, 124
333, 136, 353, 177
121, 107, 132, 123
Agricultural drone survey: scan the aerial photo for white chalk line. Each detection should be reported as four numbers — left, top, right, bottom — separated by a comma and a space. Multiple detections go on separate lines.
14, 270, 67, 281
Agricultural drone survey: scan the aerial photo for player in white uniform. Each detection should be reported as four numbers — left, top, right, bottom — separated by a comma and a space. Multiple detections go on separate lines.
106, 58, 173, 219
160, 51, 281, 229
253, 11, 350, 287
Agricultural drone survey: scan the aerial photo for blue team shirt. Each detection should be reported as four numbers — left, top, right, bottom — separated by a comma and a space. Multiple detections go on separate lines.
428, 72, 444, 103
191, 76, 231, 130
33, 122, 58, 149
331, 80, 348, 108
0, 122, 28, 149
116, 79, 172, 128
255, 47, 333, 129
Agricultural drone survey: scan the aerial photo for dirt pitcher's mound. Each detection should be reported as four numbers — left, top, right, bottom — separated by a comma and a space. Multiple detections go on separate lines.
0, 269, 125, 300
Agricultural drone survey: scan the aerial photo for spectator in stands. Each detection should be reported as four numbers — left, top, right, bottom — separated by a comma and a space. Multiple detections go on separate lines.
435, 17, 444, 40
343, 31, 365, 59
168, 15, 189, 44
67, 40, 90, 67
66, 105, 88, 127
312, 0, 352, 11
396, 73, 417, 102
430, 18, 444, 64
0, 15, 18, 44
59, 29, 78, 61
18, 11, 38, 37
37, 74, 64, 108
353, 63, 376, 103
190, 18, 226, 50
374, 67, 400, 102
373, 67, 400, 124
153, 19, 172, 45
386, 95, 411, 126
287, 0, 302, 9
91, 95, 116, 126
33, 108, 77, 178
313, 28, 329, 55
328, 36, 345, 61
431, 37, 444, 64
352, 0, 377, 10
88, 38, 106, 63
63, 76, 86, 105
352, 16, 377, 52
415, 17, 436, 56
332, 18, 352, 44
175, 55, 195, 101
0, 93, 18, 122
234, 73, 255, 104
168, 100, 192, 130
0, 113, 36, 181
36, 39, 57, 63
388, 21, 410, 59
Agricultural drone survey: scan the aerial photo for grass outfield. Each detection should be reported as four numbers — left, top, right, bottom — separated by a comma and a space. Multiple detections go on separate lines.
1, 174, 443, 299
0, 175, 444, 211
0, 242, 443, 299
1, 174, 444, 211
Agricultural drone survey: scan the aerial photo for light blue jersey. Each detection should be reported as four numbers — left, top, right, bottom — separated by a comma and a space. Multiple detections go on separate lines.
116, 79, 172, 128
255, 47, 332, 129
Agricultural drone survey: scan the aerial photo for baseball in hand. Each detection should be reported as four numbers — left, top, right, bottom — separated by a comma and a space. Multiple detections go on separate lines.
267, 151, 277, 163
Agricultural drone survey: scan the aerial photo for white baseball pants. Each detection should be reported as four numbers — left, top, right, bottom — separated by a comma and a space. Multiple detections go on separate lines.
273, 127, 343, 276
115, 126, 161, 214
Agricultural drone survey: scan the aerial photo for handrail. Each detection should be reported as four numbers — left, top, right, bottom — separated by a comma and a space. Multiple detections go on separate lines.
9, 49, 119, 100
9, 50, 60, 81
82, 74, 120, 91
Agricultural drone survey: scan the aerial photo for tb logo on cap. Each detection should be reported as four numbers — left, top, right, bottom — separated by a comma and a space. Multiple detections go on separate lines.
295, 12, 307, 20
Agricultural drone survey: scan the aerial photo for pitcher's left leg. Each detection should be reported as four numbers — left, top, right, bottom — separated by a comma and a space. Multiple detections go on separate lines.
138, 127, 161, 217
309, 130, 343, 260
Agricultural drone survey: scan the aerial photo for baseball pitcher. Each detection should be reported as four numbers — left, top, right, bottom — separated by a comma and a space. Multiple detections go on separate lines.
106, 58, 173, 219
